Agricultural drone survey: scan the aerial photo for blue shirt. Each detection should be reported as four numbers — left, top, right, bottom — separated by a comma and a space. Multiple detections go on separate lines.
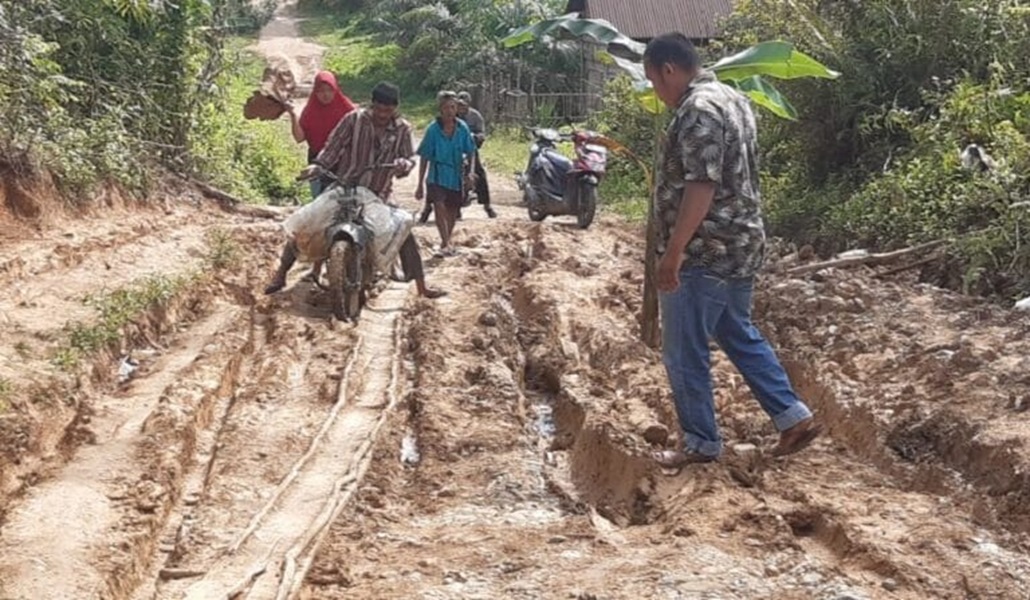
418, 119, 476, 191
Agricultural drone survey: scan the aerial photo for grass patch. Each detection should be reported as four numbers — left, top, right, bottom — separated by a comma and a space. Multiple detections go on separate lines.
205, 228, 242, 270
55, 274, 196, 371
296, 5, 437, 129
481, 127, 529, 180
191, 38, 307, 205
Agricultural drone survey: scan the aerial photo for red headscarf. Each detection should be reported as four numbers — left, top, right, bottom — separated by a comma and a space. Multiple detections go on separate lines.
300, 71, 356, 154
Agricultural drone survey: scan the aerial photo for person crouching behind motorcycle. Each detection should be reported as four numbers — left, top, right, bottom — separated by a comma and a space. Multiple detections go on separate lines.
415, 91, 478, 258
264, 82, 446, 299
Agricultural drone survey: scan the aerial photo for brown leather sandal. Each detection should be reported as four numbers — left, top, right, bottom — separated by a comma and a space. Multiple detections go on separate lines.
653, 449, 717, 475
771, 420, 823, 457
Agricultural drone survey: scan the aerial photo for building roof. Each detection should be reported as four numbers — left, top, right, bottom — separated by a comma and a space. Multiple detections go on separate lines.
564, 0, 734, 41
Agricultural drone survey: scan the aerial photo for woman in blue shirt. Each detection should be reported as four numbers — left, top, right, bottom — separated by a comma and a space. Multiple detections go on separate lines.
415, 91, 477, 257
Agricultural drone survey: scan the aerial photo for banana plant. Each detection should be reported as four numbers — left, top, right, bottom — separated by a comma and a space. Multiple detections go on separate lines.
502, 13, 840, 120
503, 13, 840, 348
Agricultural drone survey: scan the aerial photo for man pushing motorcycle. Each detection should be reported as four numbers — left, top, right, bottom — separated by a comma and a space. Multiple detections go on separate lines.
265, 82, 446, 300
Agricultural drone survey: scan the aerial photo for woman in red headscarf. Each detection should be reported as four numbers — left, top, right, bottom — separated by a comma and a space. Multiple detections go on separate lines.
286, 71, 356, 197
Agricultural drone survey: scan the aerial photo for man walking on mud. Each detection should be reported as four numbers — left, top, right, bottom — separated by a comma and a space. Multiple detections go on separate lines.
644, 33, 821, 469
418, 91, 496, 223
264, 82, 445, 299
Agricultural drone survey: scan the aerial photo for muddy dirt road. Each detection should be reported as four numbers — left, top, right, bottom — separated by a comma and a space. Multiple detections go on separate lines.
4, 176, 1030, 600
3, 3, 1030, 599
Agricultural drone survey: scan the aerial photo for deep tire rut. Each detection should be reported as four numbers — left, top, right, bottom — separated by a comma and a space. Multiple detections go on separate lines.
0, 303, 247, 599
145, 282, 408, 600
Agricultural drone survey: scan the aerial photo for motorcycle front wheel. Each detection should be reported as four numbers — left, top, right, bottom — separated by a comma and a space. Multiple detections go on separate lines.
328, 240, 362, 322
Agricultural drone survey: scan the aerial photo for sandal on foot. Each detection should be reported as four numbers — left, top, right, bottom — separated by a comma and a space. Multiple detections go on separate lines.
771, 420, 823, 457
653, 449, 716, 474
264, 281, 285, 295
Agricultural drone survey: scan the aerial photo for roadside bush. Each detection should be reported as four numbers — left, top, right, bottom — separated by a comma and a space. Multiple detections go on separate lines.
0, 0, 278, 199
190, 44, 306, 205
718, 0, 1030, 298
588, 75, 669, 218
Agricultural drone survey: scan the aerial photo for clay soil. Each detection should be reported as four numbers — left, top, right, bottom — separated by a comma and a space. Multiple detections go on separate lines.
3, 2, 1030, 599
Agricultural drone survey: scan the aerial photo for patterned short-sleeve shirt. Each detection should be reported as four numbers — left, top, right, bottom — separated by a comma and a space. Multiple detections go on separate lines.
654, 70, 766, 279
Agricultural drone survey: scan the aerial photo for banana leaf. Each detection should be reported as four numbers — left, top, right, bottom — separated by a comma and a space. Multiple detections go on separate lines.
502, 13, 644, 59
504, 15, 837, 119
731, 75, 798, 120
710, 40, 840, 82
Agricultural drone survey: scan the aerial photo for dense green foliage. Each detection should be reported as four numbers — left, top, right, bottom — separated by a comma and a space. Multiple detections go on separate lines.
306, 0, 575, 94
190, 41, 306, 204
720, 0, 1030, 296
0, 0, 300, 202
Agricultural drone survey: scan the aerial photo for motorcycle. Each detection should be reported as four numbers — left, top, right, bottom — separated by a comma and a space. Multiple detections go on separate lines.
514, 128, 609, 229
287, 163, 413, 322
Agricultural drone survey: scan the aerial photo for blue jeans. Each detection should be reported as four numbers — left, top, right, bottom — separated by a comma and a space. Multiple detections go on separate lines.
660, 267, 812, 458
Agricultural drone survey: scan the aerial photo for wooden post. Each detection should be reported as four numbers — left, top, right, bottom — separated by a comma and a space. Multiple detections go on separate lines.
640, 115, 664, 349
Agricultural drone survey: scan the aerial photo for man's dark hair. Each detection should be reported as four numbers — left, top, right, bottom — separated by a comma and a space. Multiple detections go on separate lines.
372, 82, 400, 106
643, 33, 701, 71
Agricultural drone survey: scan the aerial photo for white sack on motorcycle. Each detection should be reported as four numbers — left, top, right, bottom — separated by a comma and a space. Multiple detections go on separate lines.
283, 186, 413, 271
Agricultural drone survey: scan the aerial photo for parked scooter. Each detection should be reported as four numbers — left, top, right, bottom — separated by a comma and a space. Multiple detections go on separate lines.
289, 163, 413, 322
514, 128, 609, 229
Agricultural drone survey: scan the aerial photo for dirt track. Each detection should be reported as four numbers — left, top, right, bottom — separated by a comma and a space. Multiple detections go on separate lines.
3, 2, 1030, 599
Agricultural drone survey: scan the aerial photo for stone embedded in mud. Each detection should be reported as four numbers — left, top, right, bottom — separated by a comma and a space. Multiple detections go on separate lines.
732, 443, 759, 456
478, 311, 499, 327
882, 578, 899, 591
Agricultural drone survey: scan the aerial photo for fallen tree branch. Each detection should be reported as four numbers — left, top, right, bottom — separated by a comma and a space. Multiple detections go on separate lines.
158, 568, 207, 581
226, 338, 364, 556
188, 177, 285, 220
874, 254, 943, 279
786, 240, 947, 276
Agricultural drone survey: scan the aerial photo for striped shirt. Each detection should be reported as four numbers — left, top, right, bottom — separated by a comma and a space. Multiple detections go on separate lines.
313, 108, 415, 200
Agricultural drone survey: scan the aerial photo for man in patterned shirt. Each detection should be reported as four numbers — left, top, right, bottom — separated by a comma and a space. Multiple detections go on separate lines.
264, 82, 444, 299
644, 33, 821, 470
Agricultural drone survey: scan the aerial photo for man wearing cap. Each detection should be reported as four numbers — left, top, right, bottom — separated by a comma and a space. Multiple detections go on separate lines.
265, 82, 445, 299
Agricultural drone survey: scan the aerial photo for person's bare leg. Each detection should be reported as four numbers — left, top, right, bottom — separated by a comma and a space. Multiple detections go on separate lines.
301, 260, 323, 283
445, 202, 459, 252
419, 199, 433, 225
434, 200, 451, 250
398, 234, 446, 298
264, 240, 297, 294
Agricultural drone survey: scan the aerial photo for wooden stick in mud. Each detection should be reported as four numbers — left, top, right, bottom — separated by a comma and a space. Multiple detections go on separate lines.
191, 178, 241, 206
188, 178, 284, 220
874, 253, 943, 278
278, 317, 406, 600
786, 240, 947, 276
158, 568, 207, 581
225, 540, 280, 600
226, 338, 365, 556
